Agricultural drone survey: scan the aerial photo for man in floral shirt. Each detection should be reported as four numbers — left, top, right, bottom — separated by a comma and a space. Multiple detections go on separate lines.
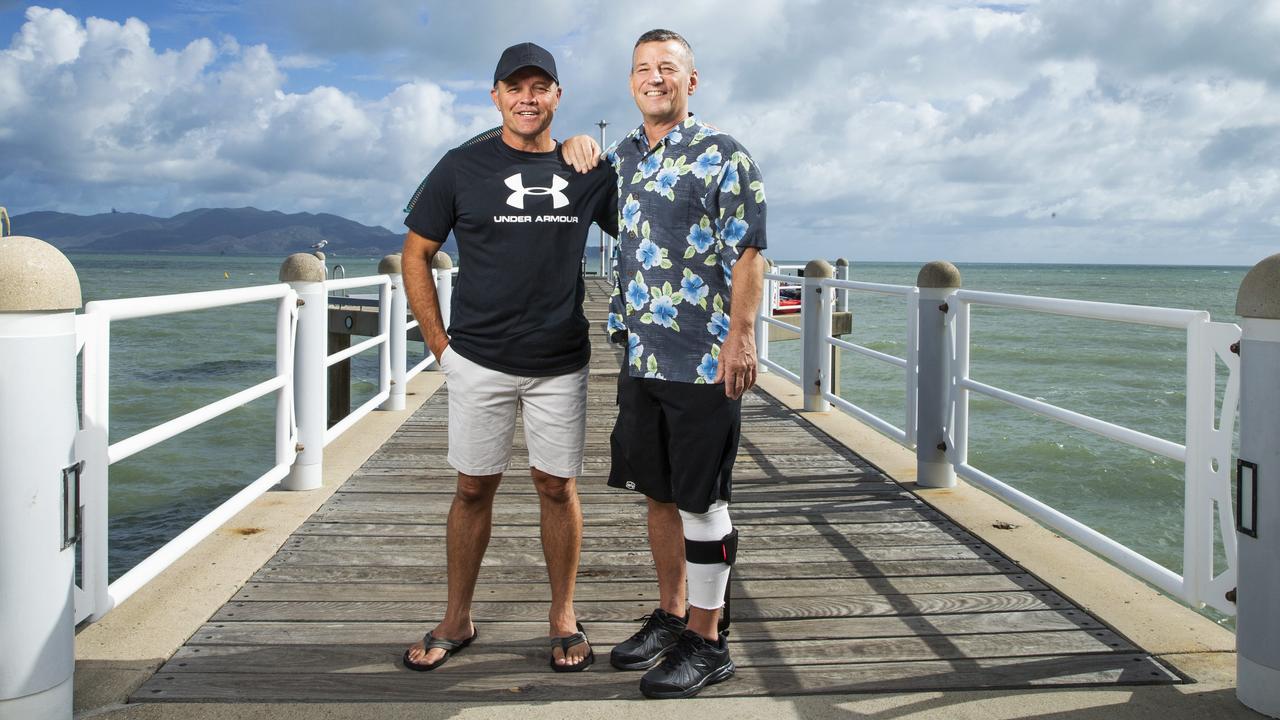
566, 28, 766, 699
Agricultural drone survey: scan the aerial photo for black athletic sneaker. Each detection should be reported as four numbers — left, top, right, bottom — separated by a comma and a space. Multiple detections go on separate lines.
638, 629, 735, 699
609, 608, 687, 670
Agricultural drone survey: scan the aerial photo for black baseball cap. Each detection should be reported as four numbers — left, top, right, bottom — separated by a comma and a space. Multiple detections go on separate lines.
493, 42, 559, 85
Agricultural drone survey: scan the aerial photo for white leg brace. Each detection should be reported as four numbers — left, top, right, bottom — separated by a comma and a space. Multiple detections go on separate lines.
681, 500, 733, 610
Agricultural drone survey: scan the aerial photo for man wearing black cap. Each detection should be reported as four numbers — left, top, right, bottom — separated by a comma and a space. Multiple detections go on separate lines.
400, 42, 617, 673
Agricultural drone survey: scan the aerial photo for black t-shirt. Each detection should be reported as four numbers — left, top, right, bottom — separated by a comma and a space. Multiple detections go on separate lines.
405, 136, 617, 376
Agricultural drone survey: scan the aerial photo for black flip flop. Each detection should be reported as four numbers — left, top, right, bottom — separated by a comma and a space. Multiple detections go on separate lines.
403, 626, 478, 671
550, 621, 594, 673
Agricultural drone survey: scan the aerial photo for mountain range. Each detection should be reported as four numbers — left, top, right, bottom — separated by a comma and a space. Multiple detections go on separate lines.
9, 208, 423, 257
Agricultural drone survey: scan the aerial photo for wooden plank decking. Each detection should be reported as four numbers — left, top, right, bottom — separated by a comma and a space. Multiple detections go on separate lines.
134, 278, 1180, 703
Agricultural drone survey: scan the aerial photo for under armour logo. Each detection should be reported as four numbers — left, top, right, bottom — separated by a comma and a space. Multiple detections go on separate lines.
625, 481, 636, 490
505, 173, 569, 209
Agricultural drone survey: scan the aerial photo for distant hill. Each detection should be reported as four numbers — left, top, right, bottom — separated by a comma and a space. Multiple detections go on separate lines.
9, 208, 437, 257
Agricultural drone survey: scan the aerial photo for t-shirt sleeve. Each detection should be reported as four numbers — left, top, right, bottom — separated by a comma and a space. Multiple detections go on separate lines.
709, 144, 767, 253
403, 153, 456, 242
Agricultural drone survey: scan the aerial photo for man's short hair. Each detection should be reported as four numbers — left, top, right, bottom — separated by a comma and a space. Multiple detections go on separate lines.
634, 29, 695, 69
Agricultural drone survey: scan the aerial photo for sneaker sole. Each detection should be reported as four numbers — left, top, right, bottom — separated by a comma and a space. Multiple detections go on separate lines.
610, 649, 672, 671
639, 660, 736, 700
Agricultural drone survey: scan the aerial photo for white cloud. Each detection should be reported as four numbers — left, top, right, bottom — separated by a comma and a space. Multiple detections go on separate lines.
2, 1, 1279, 264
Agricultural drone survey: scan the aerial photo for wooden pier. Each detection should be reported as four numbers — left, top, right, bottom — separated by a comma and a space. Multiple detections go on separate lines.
134, 278, 1179, 703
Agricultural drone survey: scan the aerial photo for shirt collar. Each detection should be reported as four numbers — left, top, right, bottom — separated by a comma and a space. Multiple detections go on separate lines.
628, 113, 700, 153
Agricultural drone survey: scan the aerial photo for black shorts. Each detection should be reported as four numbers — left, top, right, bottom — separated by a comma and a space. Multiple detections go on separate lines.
607, 369, 742, 513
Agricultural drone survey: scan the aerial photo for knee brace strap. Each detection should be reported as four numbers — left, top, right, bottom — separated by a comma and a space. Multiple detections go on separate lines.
684, 528, 738, 566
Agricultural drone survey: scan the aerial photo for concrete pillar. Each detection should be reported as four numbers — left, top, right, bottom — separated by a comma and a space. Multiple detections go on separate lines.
379, 254, 406, 411
1235, 253, 1280, 719
916, 261, 960, 489
0, 236, 82, 720
802, 259, 834, 412
279, 253, 326, 491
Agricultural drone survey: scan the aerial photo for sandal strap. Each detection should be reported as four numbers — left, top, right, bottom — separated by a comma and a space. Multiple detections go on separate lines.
553, 631, 588, 652
424, 631, 468, 652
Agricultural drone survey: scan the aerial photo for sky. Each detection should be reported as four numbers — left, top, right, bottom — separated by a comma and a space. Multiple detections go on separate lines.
1, 1, 1278, 265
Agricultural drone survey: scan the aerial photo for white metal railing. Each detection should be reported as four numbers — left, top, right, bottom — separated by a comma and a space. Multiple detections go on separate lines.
820, 278, 919, 446
946, 289, 1240, 615
76, 283, 299, 622
70, 259, 454, 625
776, 263, 1240, 617
322, 276, 391, 446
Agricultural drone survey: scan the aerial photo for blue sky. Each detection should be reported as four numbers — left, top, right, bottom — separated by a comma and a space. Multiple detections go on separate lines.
2, 1, 1279, 264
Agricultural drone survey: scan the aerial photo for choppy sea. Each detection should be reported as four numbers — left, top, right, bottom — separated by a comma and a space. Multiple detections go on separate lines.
68, 253, 1245, 626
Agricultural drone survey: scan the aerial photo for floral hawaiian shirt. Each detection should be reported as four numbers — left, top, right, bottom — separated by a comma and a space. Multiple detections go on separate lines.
606, 115, 767, 384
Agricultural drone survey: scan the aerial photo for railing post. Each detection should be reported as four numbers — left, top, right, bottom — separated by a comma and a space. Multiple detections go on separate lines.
801, 259, 833, 412
0, 236, 81, 720
1234, 253, 1280, 719
835, 257, 850, 312
916, 261, 961, 488
379, 254, 406, 411
756, 260, 773, 373
280, 253, 326, 491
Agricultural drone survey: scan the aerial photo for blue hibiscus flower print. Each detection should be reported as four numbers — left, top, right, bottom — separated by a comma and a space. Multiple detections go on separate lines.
722, 216, 748, 246
667, 130, 683, 145
639, 152, 662, 178
707, 311, 730, 341
697, 352, 718, 383
635, 239, 661, 270
687, 222, 714, 253
628, 333, 644, 366
622, 198, 641, 233
626, 278, 650, 310
651, 295, 679, 328
681, 273, 708, 305
608, 312, 626, 334
719, 162, 740, 193
653, 167, 679, 199
691, 148, 722, 179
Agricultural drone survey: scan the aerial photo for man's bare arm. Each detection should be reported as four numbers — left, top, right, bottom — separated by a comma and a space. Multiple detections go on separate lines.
713, 247, 764, 400
402, 229, 450, 359
561, 134, 603, 174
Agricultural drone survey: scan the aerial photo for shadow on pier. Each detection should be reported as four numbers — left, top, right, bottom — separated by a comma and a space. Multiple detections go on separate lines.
133, 278, 1179, 703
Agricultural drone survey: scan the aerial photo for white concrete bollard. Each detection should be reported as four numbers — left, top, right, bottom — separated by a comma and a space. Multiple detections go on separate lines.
1235, 253, 1280, 719
279, 253, 326, 491
801, 259, 834, 412
0, 236, 81, 720
432, 251, 454, 332
916, 261, 960, 489
379, 254, 406, 412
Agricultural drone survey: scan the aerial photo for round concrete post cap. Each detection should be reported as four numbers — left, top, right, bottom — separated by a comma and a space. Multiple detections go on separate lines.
0, 236, 82, 311
917, 260, 961, 289
804, 258, 834, 278
1237, 253, 1280, 319
378, 253, 402, 274
431, 252, 454, 270
279, 252, 326, 282
835, 257, 849, 267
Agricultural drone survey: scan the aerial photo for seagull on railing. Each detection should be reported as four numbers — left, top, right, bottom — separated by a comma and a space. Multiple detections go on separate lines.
311, 240, 329, 250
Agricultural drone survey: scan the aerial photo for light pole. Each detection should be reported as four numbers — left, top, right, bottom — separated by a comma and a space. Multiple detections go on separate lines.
597, 119, 609, 276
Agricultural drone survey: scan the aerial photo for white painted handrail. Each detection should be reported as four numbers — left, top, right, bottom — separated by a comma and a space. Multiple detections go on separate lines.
768, 262, 1239, 617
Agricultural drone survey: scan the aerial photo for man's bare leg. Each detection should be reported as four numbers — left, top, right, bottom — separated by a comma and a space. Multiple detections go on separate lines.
648, 498, 687, 616
405, 471, 501, 666
533, 467, 589, 667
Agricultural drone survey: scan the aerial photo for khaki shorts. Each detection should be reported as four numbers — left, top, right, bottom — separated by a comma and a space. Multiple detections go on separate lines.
440, 345, 589, 478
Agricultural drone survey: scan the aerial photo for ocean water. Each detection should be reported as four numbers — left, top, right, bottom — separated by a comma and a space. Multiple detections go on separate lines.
68, 253, 1244, 625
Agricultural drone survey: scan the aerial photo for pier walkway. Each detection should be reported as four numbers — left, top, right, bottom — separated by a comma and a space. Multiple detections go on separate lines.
132, 278, 1179, 704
